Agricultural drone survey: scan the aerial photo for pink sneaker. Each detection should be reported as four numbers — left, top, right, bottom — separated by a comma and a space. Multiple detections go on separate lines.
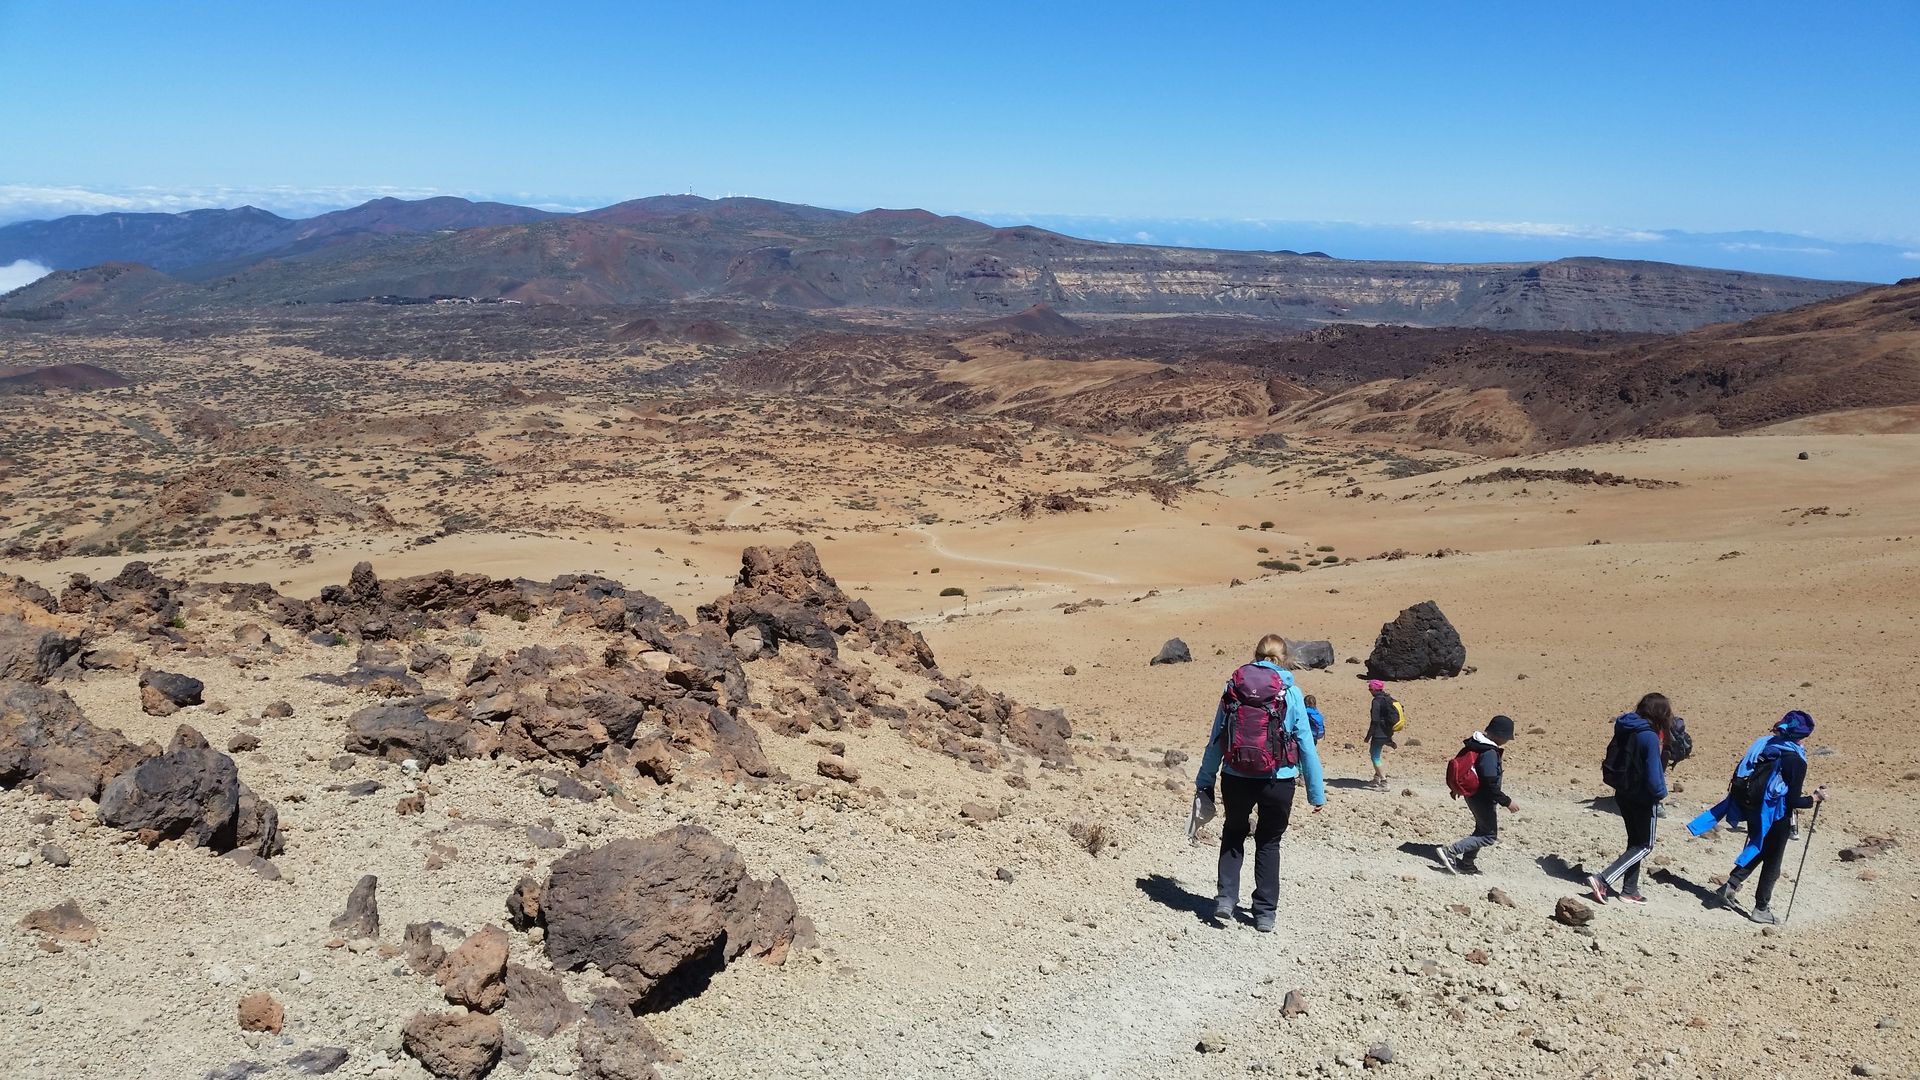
1587, 874, 1609, 904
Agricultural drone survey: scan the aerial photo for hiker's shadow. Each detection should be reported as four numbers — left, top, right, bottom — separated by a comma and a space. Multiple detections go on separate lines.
1394, 840, 1450, 873
1137, 874, 1215, 921
1537, 854, 1590, 885
1651, 868, 1720, 909
1579, 795, 1619, 812
1328, 778, 1382, 791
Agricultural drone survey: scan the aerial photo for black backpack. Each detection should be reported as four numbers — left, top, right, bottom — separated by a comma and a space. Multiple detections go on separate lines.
1601, 728, 1636, 790
1665, 716, 1694, 766
1728, 751, 1779, 813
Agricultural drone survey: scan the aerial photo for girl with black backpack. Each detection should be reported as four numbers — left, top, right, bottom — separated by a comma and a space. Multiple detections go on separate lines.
1193, 635, 1328, 932
1686, 711, 1828, 925
1588, 693, 1672, 906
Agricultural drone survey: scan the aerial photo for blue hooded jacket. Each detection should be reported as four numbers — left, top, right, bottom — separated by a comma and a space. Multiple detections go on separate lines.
1195, 662, 1326, 807
1608, 711, 1667, 802
1687, 733, 1812, 868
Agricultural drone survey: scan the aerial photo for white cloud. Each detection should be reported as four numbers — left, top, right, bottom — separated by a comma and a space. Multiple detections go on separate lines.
1132, 230, 1155, 242
0, 259, 52, 295
1720, 241, 1835, 256
1902, 251, 1920, 261
1409, 220, 1666, 243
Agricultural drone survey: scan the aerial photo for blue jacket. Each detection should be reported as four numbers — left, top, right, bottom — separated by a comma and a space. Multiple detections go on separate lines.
1609, 712, 1668, 802
1195, 662, 1327, 807
1687, 734, 1812, 868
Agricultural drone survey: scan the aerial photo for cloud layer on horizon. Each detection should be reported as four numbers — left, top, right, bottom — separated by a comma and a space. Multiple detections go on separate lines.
2, 184, 1914, 284
0, 259, 52, 295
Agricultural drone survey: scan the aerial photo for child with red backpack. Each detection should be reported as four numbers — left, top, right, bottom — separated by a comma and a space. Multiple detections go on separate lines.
1435, 714, 1519, 874
1194, 635, 1328, 932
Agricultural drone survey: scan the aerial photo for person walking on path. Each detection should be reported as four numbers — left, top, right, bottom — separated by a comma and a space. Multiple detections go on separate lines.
1688, 710, 1828, 925
1365, 679, 1399, 789
1303, 694, 1326, 743
1588, 693, 1672, 905
1195, 634, 1328, 932
1435, 714, 1519, 874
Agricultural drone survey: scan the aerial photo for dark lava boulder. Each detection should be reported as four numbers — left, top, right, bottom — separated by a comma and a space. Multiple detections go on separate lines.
1281, 638, 1335, 671
344, 702, 489, 766
1365, 601, 1465, 680
1149, 638, 1192, 666
540, 825, 800, 1011
139, 669, 205, 716
98, 747, 243, 849
0, 616, 81, 683
0, 680, 153, 800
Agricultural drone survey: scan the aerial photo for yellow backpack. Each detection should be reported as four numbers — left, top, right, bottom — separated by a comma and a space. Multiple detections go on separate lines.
1390, 699, 1407, 733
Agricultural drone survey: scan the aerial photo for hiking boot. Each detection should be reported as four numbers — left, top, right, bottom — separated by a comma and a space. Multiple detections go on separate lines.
1712, 881, 1739, 909
1255, 913, 1276, 933
1586, 874, 1609, 904
1213, 897, 1235, 921
1749, 907, 1781, 926
1459, 860, 1482, 875
1434, 846, 1460, 875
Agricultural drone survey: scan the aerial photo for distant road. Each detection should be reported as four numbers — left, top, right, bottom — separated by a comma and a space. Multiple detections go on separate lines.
908, 525, 1119, 585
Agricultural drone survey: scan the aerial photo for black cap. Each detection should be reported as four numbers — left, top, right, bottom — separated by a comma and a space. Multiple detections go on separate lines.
1486, 715, 1515, 741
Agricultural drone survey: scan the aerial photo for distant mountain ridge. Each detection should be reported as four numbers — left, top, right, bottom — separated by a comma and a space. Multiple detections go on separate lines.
0, 194, 1871, 332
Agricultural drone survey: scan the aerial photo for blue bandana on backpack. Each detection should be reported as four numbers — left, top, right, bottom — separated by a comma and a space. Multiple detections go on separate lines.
1686, 733, 1807, 868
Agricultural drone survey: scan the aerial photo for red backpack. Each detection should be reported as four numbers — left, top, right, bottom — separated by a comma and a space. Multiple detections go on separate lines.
1445, 747, 1482, 798
1220, 664, 1299, 775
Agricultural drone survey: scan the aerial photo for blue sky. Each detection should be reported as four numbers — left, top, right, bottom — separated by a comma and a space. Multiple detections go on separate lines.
2, 1, 1917, 280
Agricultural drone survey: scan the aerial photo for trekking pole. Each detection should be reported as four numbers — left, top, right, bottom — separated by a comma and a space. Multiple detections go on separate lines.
1783, 801, 1822, 926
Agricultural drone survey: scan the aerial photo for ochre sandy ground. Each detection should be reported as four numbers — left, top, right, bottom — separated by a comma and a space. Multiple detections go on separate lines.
5, 341, 1919, 1078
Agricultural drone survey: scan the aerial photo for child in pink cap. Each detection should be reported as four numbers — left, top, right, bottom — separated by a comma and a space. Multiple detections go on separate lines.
1365, 680, 1399, 789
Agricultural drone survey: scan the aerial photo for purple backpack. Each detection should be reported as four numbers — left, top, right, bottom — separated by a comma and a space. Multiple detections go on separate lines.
1220, 664, 1299, 775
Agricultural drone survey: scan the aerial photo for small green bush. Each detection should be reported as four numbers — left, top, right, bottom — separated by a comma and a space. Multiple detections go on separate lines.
1256, 546, 1269, 554
1259, 520, 1275, 530
1316, 545, 1336, 552
929, 567, 940, 574
1257, 560, 1304, 572
940, 586, 966, 597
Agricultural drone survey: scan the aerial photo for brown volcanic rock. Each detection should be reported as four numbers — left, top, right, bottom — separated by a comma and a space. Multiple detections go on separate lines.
575, 991, 667, 1080
540, 825, 797, 1010
59, 562, 186, 637
402, 1009, 503, 1080
21, 899, 98, 943
0, 680, 153, 800
330, 874, 381, 939
0, 615, 82, 683
504, 964, 582, 1038
660, 698, 770, 778
237, 991, 284, 1033
345, 702, 490, 766
139, 669, 204, 716
439, 924, 510, 1013
97, 747, 244, 850
293, 562, 534, 641
699, 542, 938, 672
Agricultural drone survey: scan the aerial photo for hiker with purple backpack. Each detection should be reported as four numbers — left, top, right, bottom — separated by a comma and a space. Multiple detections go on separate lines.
1194, 634, 1328, 932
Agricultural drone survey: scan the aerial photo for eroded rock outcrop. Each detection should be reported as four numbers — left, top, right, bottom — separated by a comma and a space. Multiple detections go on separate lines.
0, 680, 153, 800
699, 543, 935, 669
539, 825, 800, 1011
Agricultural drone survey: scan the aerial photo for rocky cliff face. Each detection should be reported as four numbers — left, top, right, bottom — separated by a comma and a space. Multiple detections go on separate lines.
0, 196, 1867, 333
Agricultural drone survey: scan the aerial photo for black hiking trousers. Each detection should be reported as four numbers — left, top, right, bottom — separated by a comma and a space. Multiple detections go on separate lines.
1216, 773, 1296, 918
1730, 814, 1796, 909
1599, 795, 1658, 896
